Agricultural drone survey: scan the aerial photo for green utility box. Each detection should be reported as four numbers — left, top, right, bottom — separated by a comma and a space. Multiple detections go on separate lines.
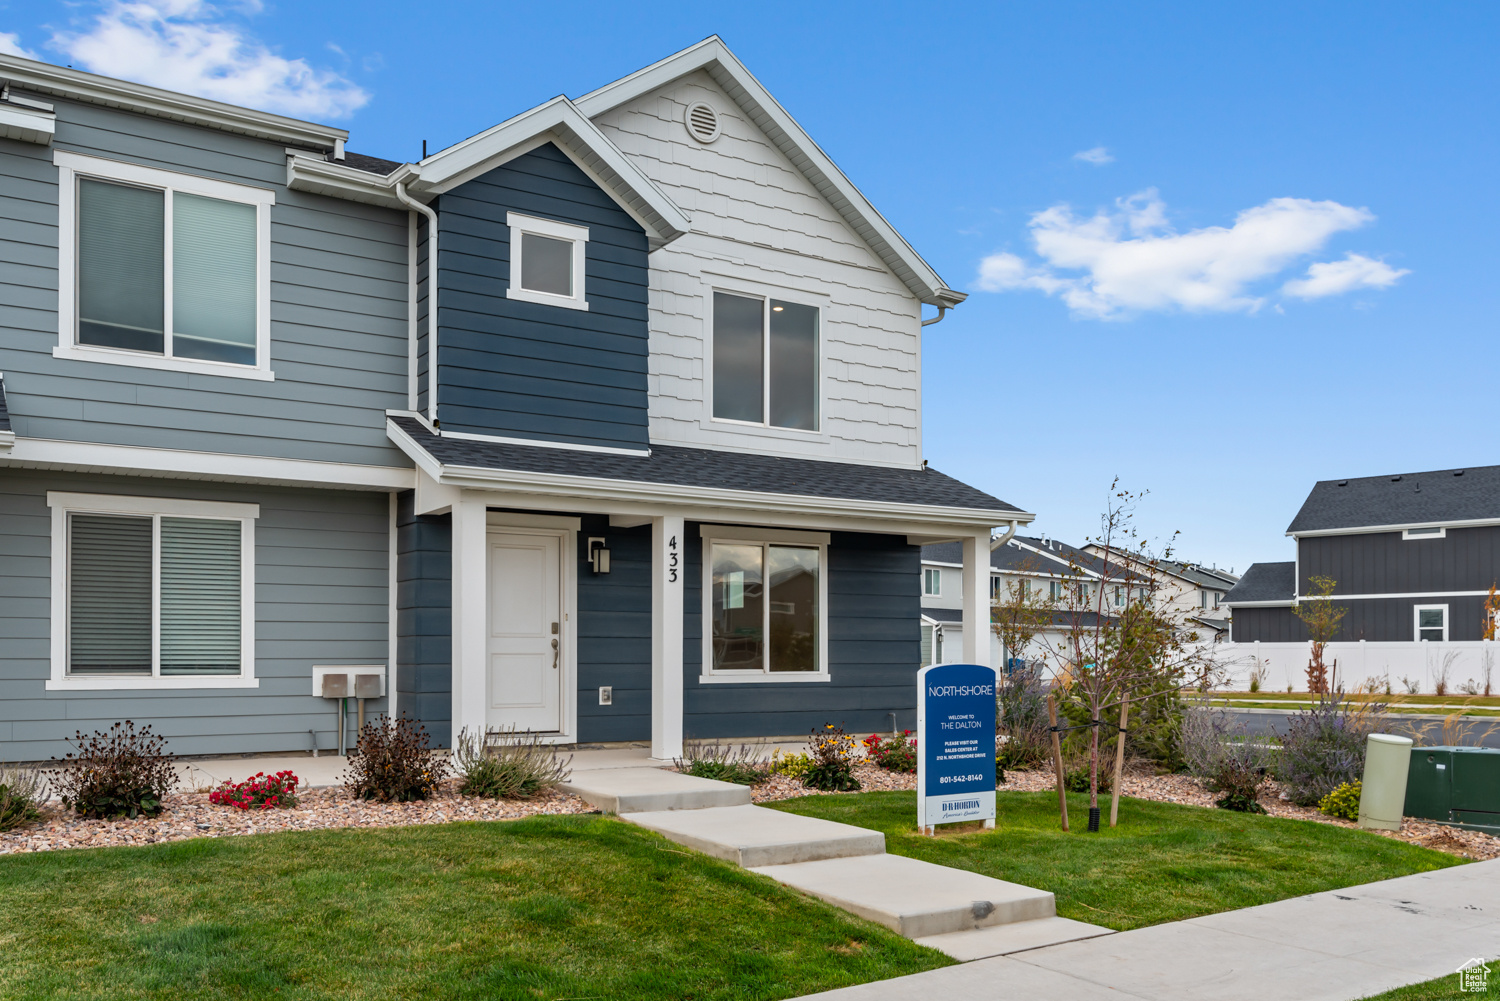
1404, 746, 1500, 834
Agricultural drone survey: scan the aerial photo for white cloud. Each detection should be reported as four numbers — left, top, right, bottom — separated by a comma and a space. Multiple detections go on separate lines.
1282, 253, 1409, 299
1073, 146, 1114, 165
976, 189, 1403, 318
49, 1, 369, 119
0, 31, 38, 58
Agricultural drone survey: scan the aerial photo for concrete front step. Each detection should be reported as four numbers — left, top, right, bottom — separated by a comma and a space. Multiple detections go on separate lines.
750, 852, 1058, 939
561, 767, 751, 814
915, 916, 1114, 960
621, 804, 885, 867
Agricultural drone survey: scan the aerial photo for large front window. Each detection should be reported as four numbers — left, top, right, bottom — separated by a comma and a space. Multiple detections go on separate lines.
56, 151, 272, 378
703, 529, 827, 679
48, 493, 258, 689
712, 291, 819, 431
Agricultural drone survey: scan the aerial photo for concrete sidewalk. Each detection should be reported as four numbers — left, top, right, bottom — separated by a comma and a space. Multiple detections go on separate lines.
792, 859, 1500, 1001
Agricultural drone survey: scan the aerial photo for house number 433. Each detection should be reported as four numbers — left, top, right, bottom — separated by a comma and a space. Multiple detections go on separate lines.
667, 535, 679, 583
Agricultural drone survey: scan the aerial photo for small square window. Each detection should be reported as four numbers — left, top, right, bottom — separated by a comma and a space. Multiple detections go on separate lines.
506, 212, 588, 311
923, 567, 942, 597
1415, 606, 1447, 642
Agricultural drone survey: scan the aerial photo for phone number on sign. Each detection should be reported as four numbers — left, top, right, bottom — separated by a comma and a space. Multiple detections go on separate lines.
938, 774, 985, 784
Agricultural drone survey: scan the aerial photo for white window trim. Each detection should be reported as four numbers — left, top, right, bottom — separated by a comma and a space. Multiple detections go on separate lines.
923, 567, 942, 597
699, 525, 830, 684
52, 150, 275, 382
705, 278, 828, 436
1403, 526, 1447, 540
505, 211, 589, 311
46, 491, 260, 690
1413, 603, 1449, 643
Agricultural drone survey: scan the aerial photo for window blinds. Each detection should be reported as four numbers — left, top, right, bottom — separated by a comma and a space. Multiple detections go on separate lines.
160, 517, 242, 675
77, 179, 165, 354
68, 514, 152, 674
172, 193, 257, 365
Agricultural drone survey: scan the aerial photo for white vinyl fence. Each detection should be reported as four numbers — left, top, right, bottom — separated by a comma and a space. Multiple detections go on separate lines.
1217, 640, 1499, 695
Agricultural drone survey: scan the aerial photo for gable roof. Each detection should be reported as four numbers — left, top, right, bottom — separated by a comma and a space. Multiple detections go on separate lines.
1222, 562, 1295, 605
573, 37, 966, 309
1286, 464, 1500, 535
920, 536, 1146, 583
287, 97, 691, 247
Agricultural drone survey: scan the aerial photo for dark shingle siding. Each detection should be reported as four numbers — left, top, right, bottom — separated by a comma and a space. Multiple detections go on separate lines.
1222, 562, 1295, 604
1288, 465, 1500, 533
393, 417, 1020, 513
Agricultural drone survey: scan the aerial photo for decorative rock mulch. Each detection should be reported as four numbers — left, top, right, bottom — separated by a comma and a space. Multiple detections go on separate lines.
752, 761, 916, 802
0, 780, 593, 855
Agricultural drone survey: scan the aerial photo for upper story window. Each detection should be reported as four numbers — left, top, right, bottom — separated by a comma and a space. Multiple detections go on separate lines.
1113, 585, 1124, 607
1049, 580, 1062, 601
924, 567, 942, 596
506, 212, 589, 311
990, 575, 1002, 600
712, 291, 819, 431
1403, 526, 1446, 540
54, 151, 274, 381
46, 492, 259, 690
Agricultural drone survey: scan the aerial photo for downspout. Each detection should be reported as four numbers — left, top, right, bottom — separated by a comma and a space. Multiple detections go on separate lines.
920, 305, 949, 327
991, 519, 1019, 552
394, 180, 438, 426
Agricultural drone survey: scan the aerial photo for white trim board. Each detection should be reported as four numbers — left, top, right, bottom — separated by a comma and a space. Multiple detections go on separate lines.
1, 437, 415, 491
1289, 518, 1500, 537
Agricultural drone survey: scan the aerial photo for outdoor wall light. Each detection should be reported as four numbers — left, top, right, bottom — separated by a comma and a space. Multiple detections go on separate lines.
588, 536, 611, 574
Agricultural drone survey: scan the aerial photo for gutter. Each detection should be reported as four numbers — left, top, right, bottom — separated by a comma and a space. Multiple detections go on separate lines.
393, 180, 439, 425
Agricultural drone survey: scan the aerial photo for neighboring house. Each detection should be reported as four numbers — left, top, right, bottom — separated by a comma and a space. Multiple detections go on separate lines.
1083, 544, 1239, 641
1222, 464, 1500, 692
0, 38, 1034, 761
920, 535, 1146, 667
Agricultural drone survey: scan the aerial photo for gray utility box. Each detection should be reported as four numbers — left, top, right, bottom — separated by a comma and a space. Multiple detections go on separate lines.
1404, 746, 1500, 835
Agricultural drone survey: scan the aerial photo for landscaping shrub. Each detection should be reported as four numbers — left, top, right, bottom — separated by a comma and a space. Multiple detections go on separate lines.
0, 765, 46, 831
768, 749, 812, 778
344, 716, 446, 802
1063, 762, 1112, 794
1181, 701, 1273, 813
996, 664, 1052, 771
51, 721, 176, 819
454, 726, 572, 799
1123, 669, 1187, 772
804, 723, 860, 792
862, 731, 916, 773
672, 740, 767, 786
1277, 694, 1381, 807
1319, 781, 1363, 821
209, 771, 300, 810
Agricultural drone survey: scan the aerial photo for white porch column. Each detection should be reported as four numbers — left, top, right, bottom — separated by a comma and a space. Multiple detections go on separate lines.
651, 514, 685, 760
961, 529, 993, 667
450, 492, 488, 743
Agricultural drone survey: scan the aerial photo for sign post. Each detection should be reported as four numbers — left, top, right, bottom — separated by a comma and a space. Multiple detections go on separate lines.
917, 662, 997, 834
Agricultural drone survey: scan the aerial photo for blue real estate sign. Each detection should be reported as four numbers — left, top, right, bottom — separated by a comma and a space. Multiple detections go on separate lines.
917, 662, 997, 827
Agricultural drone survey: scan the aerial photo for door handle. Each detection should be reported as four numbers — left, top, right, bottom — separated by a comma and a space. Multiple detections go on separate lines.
551, 637, 559, 670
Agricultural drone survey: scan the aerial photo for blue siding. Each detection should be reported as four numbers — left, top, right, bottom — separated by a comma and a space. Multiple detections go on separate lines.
577, 516, 652, 742
395, 491, 452, 746
434, 143, 650, 450
683, 526, 922, 739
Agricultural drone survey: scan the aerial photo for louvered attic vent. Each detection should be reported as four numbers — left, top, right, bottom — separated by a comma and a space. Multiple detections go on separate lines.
685, 102, 722, 143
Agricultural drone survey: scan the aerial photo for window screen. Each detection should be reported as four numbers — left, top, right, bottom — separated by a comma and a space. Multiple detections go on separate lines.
710, 543, 763, 669
160, 518, 242, 675
767, 546, 818, 672
68, 514, 153, 675
769, 299, 817, 430
520, 232, 573, 297
77, 179, 164, 354
173, 193, 257, 365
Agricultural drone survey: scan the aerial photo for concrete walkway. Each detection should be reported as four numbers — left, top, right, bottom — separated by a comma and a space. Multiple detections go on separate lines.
790, 859, 1500, 1001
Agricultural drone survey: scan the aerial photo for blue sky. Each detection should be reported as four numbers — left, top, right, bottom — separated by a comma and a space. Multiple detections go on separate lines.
3, 1, 1495, 573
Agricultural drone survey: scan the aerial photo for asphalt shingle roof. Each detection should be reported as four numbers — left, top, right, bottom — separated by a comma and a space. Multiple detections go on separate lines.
341, 151, 405, 176
1222, 562, 1295, 604
1287, 465, 1500, 534
392, 417, 1021, 513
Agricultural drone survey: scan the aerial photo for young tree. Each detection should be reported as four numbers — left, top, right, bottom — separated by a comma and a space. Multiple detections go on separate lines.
1036, 484, 1223, 831
1292, 575, 1347, 694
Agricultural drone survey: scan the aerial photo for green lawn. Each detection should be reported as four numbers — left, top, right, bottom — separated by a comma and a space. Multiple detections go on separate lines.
766, 790, 1464, 931
0, 815, 948, 1000
1360, 967, 1498, 999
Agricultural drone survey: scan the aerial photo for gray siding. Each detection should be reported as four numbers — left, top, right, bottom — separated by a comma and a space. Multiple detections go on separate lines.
0, 468, 390, 760
1232, 599, 1490, 643
577, 516, 652, 742
1300, 527, 1500, 597
435, 143, 650, 450
395, 490, 451, 746
0, 95, 410, 466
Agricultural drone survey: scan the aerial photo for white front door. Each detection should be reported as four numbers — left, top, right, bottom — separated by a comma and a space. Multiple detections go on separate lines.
487, 530, 562, 732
